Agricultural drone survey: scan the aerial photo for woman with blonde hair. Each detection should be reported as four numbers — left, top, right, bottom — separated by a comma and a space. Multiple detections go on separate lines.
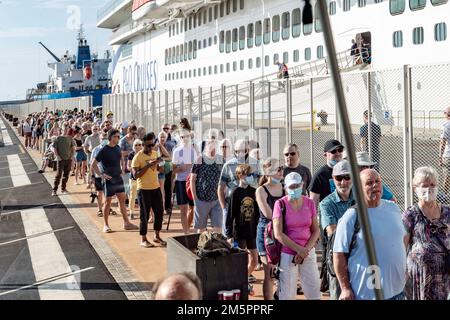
403, 166, 450, 300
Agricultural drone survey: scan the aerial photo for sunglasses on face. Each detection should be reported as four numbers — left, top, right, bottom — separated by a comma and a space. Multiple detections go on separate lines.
135, 144, 142, 147
163, 127, 169, 131
284, 152, 297, 157
335, 175, 351, 181
330, 147, 344, 154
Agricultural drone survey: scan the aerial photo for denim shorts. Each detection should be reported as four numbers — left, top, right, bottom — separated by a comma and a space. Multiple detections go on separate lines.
193, 199, 222, 229
75, 151, 87, 162
175, 180, 194, 206
104, 176, 125, 197
256, 217, 270, 256
158, 172, 166, 180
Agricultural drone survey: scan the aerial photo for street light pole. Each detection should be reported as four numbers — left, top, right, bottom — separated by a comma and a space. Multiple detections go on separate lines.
315, 0, 384, 300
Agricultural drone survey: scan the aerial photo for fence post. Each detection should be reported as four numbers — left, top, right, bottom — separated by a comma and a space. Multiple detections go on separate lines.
180, 89, 184, 119
210, 87, 213, 130
164, 90, 169, 125
235, 84, 239, 133
221, 84, 226, 134
250, 82, 256, 140
267, 82, 272, 157
310, 78, 314, 171
286, 79, 292, 144
403, 64, 414, 209
368, 72, 372, 160
198, 86, 203, 136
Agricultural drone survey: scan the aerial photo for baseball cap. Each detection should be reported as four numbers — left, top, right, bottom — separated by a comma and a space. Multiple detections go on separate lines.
284, 172, 303, 188
332, 160, 351, 176
356, 152, 376, 166
122, 121, 129, 129
107, 111, 113, 116
324, 139, 344, 152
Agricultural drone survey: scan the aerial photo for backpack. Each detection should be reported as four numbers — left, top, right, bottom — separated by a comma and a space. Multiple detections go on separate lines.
326, 211, 360, 277
197, 231, 233, 258
186, 173, 193, 200
264, 199, 286, 266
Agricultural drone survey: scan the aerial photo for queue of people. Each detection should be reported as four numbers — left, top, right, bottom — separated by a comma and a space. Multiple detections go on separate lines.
17, 106, 449, 301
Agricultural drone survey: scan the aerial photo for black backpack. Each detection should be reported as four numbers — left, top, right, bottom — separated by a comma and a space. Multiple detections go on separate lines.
326, 211, 360, 278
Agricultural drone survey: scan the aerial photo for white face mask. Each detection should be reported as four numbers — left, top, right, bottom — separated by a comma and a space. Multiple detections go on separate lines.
415, 187, 438, 202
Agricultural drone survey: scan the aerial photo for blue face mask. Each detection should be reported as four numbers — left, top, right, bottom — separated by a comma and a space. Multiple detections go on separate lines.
329, 159, 338, 167
271, 177, 281, 184
288, 188, 302, 200
244, 176, 255, 185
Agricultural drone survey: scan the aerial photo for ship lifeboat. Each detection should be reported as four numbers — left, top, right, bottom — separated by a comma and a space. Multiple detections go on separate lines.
84, 66, 92, 80
132, 0, 168, 21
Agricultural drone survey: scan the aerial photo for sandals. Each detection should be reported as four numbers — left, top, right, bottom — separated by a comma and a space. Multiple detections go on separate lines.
110, 209, 117, 216
153, 238, 167, 247
97, 210, 103, 217
140, 240, 156, 248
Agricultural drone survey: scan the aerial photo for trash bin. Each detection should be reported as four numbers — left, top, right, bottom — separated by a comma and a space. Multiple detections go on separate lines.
167, 234, 249, 300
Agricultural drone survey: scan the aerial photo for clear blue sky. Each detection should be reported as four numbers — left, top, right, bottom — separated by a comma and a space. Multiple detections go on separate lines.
0, 0, 111, 101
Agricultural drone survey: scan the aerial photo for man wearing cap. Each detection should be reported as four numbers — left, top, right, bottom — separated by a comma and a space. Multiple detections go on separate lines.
439, 106, 450, 194
319, 160, 354, 300
354, 152, 396, 202
309, 139, 345, 208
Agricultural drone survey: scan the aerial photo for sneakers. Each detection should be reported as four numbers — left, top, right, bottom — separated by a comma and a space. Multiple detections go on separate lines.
140, 240, 155, 248
123, 222, 139, 230
51, 191, 57, 196
61, 189, 69, 195
103, 226, 112, 233
248, 274, 257, 284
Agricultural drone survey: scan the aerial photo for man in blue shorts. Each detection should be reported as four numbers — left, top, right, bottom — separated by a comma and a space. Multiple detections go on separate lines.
92, 129, 138, 233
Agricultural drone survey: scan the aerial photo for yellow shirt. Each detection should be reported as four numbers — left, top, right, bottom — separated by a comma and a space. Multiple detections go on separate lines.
131, 150, 160, 190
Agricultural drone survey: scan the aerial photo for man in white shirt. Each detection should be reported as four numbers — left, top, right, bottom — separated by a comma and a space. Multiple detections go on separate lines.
439, 106, 450, 194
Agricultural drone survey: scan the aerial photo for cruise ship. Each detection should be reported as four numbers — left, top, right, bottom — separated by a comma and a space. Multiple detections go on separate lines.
97, 0, 449, 94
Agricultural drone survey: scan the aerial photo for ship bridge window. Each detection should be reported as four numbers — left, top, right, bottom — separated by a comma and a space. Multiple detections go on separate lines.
240, 60, 244, 70
214, 5, 219, 19
303, 23, 313, 36
305, 47, 311, 61
248, 58, 253, 69
409, 0, 426, 10
343, 0, 351, 11
240, 0, 245, 10
220, 64, 224, 73
393, 31, 403, 47
435, 22, 447, 41
265, 55, 270, 67
314, 2, 322, 33
283, 52, 289, 63
431, 0, 447, 5
220, 2, 224, 17
282, 12, 290, 40
292, 9, 301, 38
226, 63, 230, 72
390, 0, 405, 14
226, 30, 232, 53
214, 65, 218, 74
227, 0, 231, 15
358, 0, 367, 7
256, 57, 261, 68
209, 8, 213, 22
239, 26, 245, 50
232, 28, 238, 51
413, 27, 424, 44
209, 66, 212, 75
233, 61, 237, 71
247, 23, 254, 48
329, 1, 336, 15
255, 21, 262, 46
263, 18, 271, 44
233, 0, 238, 12
273, 15, 280, 43
293, 49, 300, 62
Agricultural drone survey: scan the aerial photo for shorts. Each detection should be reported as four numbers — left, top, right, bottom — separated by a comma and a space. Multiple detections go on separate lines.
104, 176, 125, 197
75, 151, 87, 162
193, 199, 222, 229
25, 132, 32, 138
236, 238, 257, 250
158, 172, 166, 180
256, 217, 271, 256
175, 180, 194, 206
94, 177, 104, 192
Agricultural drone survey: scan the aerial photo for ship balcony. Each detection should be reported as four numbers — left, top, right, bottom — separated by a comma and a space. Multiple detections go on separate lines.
97, 0, 133, 29
132, 0, 204, 21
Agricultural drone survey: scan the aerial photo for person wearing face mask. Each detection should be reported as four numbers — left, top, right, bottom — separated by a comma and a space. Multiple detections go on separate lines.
225, 164, 260, 295
319, 160, 354, 299
273, 172, 321, 300
333, 169, 406, 300
402, 166, 450, 300
89, 130, 109, 217
218, 139, 262, 237
255, 158, 286, 300
309, 139, 345, 209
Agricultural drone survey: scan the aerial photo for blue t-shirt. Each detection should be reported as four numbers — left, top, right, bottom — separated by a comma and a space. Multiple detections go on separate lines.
319, 190, 354, 233
333, 200, 406, 300
95, 145, 122, 178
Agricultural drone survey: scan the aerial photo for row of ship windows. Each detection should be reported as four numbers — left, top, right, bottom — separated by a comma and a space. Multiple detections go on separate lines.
390, 0, 448, 15
168, 0, 244, 37
165, 37, 218, 65
164, 48, 325, 82
392, 23, 448, 47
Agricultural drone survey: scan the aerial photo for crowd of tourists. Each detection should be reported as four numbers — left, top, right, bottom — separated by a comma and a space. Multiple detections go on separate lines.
15, 107, 449, 301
